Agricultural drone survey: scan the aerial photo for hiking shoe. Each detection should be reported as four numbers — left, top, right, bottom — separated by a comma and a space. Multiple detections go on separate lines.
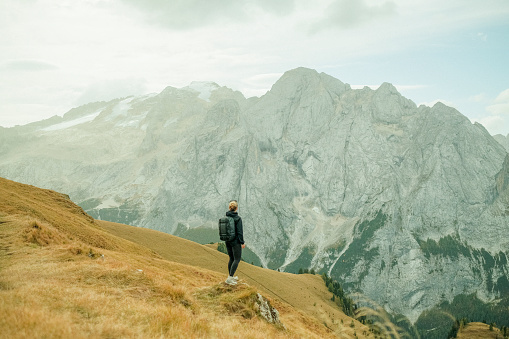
225, 276, 237, 285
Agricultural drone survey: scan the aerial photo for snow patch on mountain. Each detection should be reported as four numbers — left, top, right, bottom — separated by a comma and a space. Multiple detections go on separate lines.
183, 81, 220, 102
41, 109, 102, 131
95, 198, 121, 209
110, 96, 154, 128
164, 118, 178, 127
107, 97, 132, 121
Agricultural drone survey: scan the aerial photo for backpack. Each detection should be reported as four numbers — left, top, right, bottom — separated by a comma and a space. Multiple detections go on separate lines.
218, 216, 236, 242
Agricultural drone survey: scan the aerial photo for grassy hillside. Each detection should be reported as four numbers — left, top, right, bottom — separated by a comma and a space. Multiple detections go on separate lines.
456, 322, 505, 338
97, 219, 363, 331
0, 177, 370, 338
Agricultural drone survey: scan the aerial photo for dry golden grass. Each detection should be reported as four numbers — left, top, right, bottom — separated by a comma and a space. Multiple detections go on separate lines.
0, 177, 156, 257
97, 220, 369, 338
456, 322, 504, 339
0, 177, 369, 338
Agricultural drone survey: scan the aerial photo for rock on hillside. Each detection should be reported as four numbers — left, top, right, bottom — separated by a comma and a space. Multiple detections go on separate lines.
1, 68, 508, 322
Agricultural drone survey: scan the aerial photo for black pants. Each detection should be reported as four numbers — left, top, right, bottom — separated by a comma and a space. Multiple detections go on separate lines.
226, 241, 242, 276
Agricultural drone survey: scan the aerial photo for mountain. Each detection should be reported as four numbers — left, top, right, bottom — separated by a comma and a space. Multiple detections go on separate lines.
493, 133, 509, 152
1, 67, 508, 324
0, 176, 369, 338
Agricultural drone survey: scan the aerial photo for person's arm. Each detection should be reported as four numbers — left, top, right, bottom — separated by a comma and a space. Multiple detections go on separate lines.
237, 217, 245, 245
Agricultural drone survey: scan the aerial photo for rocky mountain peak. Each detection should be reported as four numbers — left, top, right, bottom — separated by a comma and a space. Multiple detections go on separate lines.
268, 67, 348, 99
1, 68, 508, 324
376, 81, 399, 95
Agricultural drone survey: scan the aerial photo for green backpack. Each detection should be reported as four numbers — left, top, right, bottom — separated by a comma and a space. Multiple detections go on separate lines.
218, 216, 236, 242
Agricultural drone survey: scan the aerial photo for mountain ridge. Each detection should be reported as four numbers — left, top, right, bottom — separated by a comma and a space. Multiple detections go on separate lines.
1, 67, 508, 324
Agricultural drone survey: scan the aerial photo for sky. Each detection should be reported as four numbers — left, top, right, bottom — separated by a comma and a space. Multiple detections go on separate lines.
1, 0, 508, 134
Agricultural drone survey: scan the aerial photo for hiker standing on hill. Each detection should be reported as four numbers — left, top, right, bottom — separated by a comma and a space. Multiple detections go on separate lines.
225, 200, 245, 285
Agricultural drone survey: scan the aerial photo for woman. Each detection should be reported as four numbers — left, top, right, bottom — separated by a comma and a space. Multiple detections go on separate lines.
225, 200, 245, 285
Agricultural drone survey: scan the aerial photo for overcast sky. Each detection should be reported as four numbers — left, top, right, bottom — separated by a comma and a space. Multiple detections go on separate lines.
1, 0, 508, 134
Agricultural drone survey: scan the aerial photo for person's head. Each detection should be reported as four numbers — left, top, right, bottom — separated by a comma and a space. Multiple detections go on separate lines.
229, 200, 238, 212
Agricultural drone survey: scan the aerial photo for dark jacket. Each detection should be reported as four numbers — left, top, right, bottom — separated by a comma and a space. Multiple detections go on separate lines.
226, 210, 244, 245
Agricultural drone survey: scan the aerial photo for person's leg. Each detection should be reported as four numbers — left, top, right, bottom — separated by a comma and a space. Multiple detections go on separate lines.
228, 243, 242, 277
226, 242, 234, 275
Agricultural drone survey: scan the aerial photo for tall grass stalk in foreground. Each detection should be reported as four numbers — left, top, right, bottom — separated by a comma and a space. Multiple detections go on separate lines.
352, 293, 413, 339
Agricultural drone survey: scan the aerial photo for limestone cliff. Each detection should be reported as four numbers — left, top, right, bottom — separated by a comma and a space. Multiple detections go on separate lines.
1, 68, 508, 321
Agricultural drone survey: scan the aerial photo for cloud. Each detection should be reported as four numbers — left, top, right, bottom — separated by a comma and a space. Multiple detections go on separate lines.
0, 103, 62, 128
469, 93, 486, 103
494, 89, 509, 104
395, 84, 428, 91
468, 89, 509, 135
238, 72, 284, 98
243, 72, 283, 87
74, 78, 148, 106
1, 59, 59, 72
252, 0, 297, 15
476, 32, 488, 41
309, 0, 397, 32
474, 115, 508, 136
486, 89, 509, 115
1, 0, 508, 130
120, 0, 296, 29
349, 84, 426, 91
